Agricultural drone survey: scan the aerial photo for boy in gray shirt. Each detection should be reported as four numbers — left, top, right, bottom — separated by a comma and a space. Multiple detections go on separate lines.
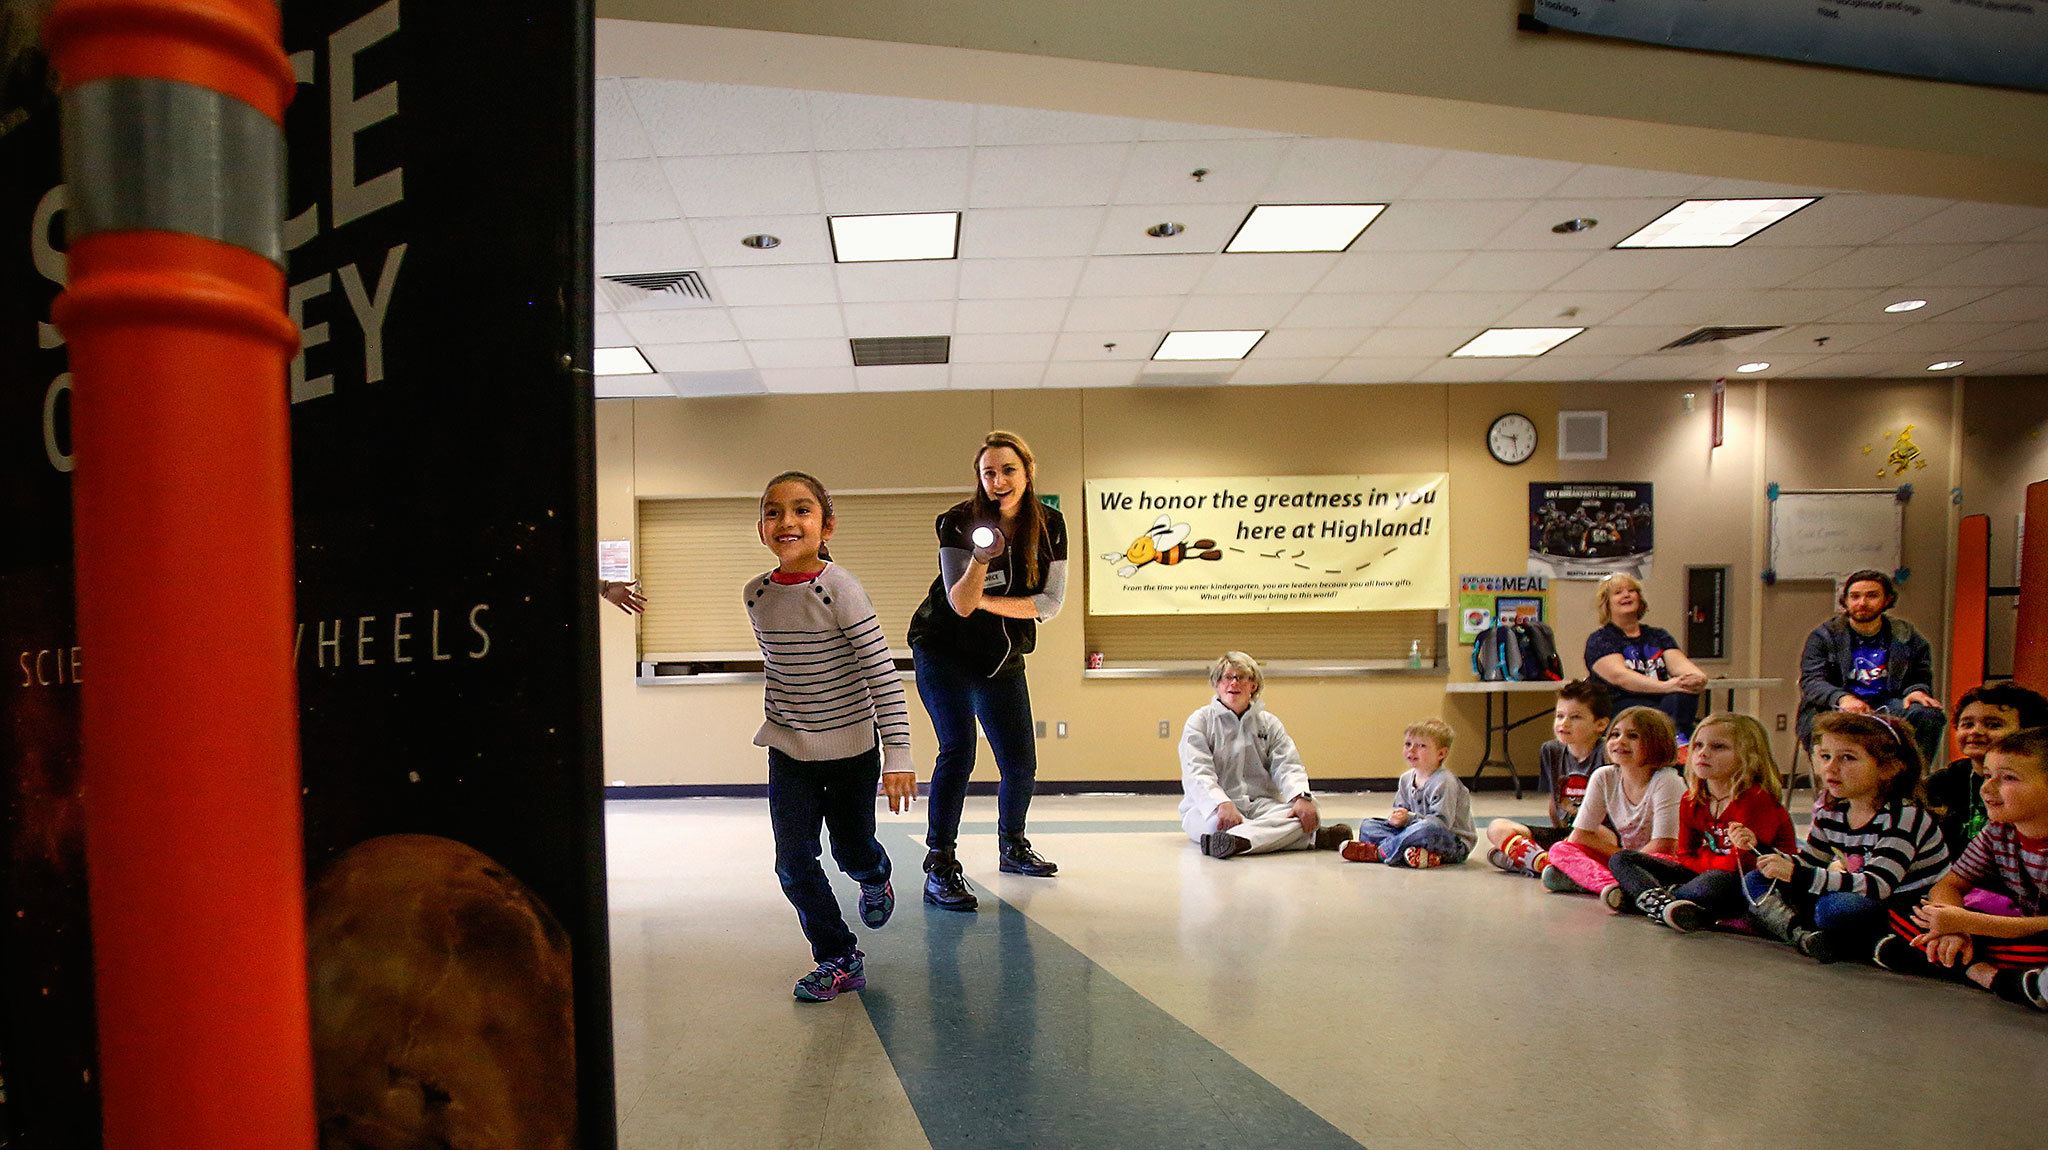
1342, 719, 1476, 868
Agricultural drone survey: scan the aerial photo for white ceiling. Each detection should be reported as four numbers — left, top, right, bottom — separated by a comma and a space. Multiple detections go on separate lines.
593, 79, 2048, 397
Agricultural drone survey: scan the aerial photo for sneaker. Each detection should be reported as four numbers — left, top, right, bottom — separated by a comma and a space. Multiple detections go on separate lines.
1796, 928, 1837, 965
998, 835, 1058, 877
1201, 831, 1250, 860
1403, 847, 1442, 869
1312, 823, 1355, 851
1340, 840, 1382, 864
1540, 865, 1583, 894
922, 850, 978, 913
858, 880, 894, 929
1600, 884, 1626, 913
1486, 848, 1514, 873
1871, 934, 1923, 972
1660, 899, 1704, 934
793, 951, 866, 1002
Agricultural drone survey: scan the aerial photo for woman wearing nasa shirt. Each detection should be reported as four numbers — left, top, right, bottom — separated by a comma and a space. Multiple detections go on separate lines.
908, 430, 1068, 912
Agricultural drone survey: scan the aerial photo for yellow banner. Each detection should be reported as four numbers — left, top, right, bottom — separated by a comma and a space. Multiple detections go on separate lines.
1085, 474, 1449, 615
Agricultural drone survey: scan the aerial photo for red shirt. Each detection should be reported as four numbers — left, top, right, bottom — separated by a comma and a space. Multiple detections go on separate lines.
1674, 784, 1797, 873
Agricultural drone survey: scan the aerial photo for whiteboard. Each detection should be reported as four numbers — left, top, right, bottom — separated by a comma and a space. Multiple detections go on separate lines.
1768, 491, 1903, 581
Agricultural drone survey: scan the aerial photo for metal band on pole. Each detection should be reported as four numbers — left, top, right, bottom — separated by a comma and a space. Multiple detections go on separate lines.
43, 1, 312, 1148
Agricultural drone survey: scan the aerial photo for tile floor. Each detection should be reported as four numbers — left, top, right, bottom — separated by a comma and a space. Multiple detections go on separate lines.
607, 793, 2048, 1150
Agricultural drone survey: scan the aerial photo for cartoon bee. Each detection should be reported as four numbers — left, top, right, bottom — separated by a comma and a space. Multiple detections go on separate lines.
1103, 514, 1222, 578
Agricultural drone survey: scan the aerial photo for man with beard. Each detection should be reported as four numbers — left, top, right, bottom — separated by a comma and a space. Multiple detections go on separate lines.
1797, 569, 1944, 768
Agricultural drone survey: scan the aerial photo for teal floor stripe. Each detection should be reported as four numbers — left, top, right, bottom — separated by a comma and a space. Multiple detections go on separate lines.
860, 833, 1365, 1150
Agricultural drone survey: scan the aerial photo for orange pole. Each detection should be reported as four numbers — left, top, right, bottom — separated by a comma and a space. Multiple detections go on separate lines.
2018, 482, 2048, 692
43, 3, 312, 1149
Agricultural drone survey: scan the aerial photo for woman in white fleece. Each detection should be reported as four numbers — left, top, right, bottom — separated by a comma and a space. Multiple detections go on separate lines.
1179, 652, 1354, 859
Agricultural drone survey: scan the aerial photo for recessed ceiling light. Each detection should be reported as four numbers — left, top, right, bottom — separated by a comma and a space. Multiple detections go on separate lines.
828, 212, 960, 263
1147, 221, 1186, 238
1449, 327, 1584, 358
1224, 204, 1385, 253
1551, 217, 1598, 234
1885, 299, 1928, 313
1736, 361, 1770, 373
1615, 197, 1818, 248
1928, 360, 1964, 371
595, 346, 654, 376
740, 233, 780, 250
1153, 330, 1267, 361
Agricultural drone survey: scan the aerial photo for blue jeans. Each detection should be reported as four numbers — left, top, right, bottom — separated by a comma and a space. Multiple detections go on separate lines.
1356, 816, 1470, 866
1741, 870, 1887, 940
913, 644, 1038, 852
769, 746, 890, 962
1607, 851, 1747, 919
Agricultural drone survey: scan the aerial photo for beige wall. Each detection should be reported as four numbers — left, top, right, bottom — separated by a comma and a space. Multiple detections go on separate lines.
1961, 376, 2048, 683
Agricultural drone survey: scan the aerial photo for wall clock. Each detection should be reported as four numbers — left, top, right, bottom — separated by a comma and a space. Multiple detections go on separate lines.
1488, 412, 1537, 465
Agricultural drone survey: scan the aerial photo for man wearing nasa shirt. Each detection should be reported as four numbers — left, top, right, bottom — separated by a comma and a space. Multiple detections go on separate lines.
1797, 568, 1943, 766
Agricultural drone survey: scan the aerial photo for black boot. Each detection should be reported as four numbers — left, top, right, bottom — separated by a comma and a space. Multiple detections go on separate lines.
998, 834, 1058, 877
923, 849, 978, 912
1746, 887, 1834, 963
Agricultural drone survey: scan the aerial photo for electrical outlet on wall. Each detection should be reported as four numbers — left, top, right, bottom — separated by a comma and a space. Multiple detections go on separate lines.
1056, 721, 1069, 738
1158, 720, 1170, 738
1776, 714, 1788, 731
1035, 720, 1047, 739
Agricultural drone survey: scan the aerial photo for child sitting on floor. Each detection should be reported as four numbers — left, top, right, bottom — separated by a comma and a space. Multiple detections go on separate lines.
1605, 713, 1796, 931
1874, 726, 2048, 1011
1541, 706, 1685, 898
1925, 683, 2048, 859
1487, 679, 1609, 877
1342, 719, 1474, 868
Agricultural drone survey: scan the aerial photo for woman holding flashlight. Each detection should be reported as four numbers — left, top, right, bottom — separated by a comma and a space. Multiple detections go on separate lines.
907, 430, 1069, 911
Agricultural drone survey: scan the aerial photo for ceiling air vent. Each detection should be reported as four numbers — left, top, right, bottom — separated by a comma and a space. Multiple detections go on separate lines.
850, 335, 950, 366
599, 270, 713, 310
1660, 325, 1781, 350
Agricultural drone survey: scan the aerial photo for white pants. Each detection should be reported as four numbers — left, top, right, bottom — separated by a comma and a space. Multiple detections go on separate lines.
1182, 795, 1311, 855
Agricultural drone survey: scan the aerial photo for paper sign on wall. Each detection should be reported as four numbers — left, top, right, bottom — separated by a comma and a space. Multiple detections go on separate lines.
1085, 474, 1449, 615
1459, 574, 1550, 642
598, 539, 632, 582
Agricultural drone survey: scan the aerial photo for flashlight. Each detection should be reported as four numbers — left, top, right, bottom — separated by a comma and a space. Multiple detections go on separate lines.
972, 527, 996, 548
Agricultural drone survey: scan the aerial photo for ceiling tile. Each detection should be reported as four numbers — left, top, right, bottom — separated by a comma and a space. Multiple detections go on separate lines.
837, 261, 962, 303
729, 304, 845, 340
1691, 177, 1834, 199
644, 342, 753, 372
969, 143, 1130, 208
1666, 247, 1853, 291
1744, 324, 1899, 356
665, 370, 767, 396
1487, 198, 1677, 250
1549, 250, 1717, 292
973, 105, 1142, 146
1815, 286, 2001, 324
1195, 254, 1340, 295
1075, 254, 1214, 296
660, 153, 819, 217
1250, 328, 1374, 358
956, 297, 1071, 334
1416, 357, 1526, 383
1132, 119, 1292, 141
1256, 138, 1437, 202
707, 264, 839, 307
1599, 356, 1723, 382
1312, 250, 1463, 293
806, 91, 976, 151
1172, 294, 1300, 328
1284, 294, 1417, 327
745, 338, 852, 369
1546, 164, 1711, 199
1509, 354, 1633, 381
1350, 328, 1471, 357
624, 79, 812, 156
949, 363, 1047, 389
952, 332, 1057, 363
1493, 291, 1648, 327
1787, 244, 1986, 289
688, 215, 831, 266
1064, 296, 1185, 330
1230, 358, 1340, 386
1948, 320, 2043, 353
1880, 202, 2048, 245
1406, 150, 1578, 200
1114, 139, 1288, 204
1043, 360, 1143, 387
1325, 356, 1437, 384
1741, 194, 1948, 247
854, 364, 951, 391
841, 299, 955, 337
1845, 321, 2017, 356
1936, 286, 2048, 325
958, 257, 1087, 299
1539, 325, 1694, 357
595, 79, 651, 162
1093, 204, 1246, 255
1977, 350, 2048, 375
1780, 353, 1920, 379
594, 314, 631, 345
619, 309, 740, 344
760, 367, 857, 393
815, 148, 973, 214
1351, 200, 1529, 251
1385, 291, 1531, 328
1431, 250, 1596, 292
1607, 288, 1869, 326
1051, 330, 1158, 360
595, 159, 679, 223
961, 207, 1109, 258
594, 376, 675, 399
1918, 244, 2048, 287
595, 221, 703, 276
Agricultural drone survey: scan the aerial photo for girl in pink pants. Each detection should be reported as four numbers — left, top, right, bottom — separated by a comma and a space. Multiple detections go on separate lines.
1543, 706, 1687, 896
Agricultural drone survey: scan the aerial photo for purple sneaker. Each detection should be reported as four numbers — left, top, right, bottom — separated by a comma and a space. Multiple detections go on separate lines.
793, 950, 866, 1002
859, 879, 895, 929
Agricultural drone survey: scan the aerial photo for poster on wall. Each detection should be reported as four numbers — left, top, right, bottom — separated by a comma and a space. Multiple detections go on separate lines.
1529, 483, 1654, 581
0, 7, 98, 1144
1086, 474, 1449, 614
1458, 574, 1550, 642
1531, 0, 2047, 93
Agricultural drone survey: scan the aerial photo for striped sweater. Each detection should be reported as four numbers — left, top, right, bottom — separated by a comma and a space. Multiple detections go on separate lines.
744, 564, 912, 776
1794, 799, 1949, 901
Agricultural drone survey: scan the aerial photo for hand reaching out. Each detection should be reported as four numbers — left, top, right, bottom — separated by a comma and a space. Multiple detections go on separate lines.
601, 580, 647, 615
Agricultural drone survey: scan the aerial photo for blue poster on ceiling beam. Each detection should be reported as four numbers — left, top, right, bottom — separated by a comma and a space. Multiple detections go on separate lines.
1532, 0, 2048, 93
